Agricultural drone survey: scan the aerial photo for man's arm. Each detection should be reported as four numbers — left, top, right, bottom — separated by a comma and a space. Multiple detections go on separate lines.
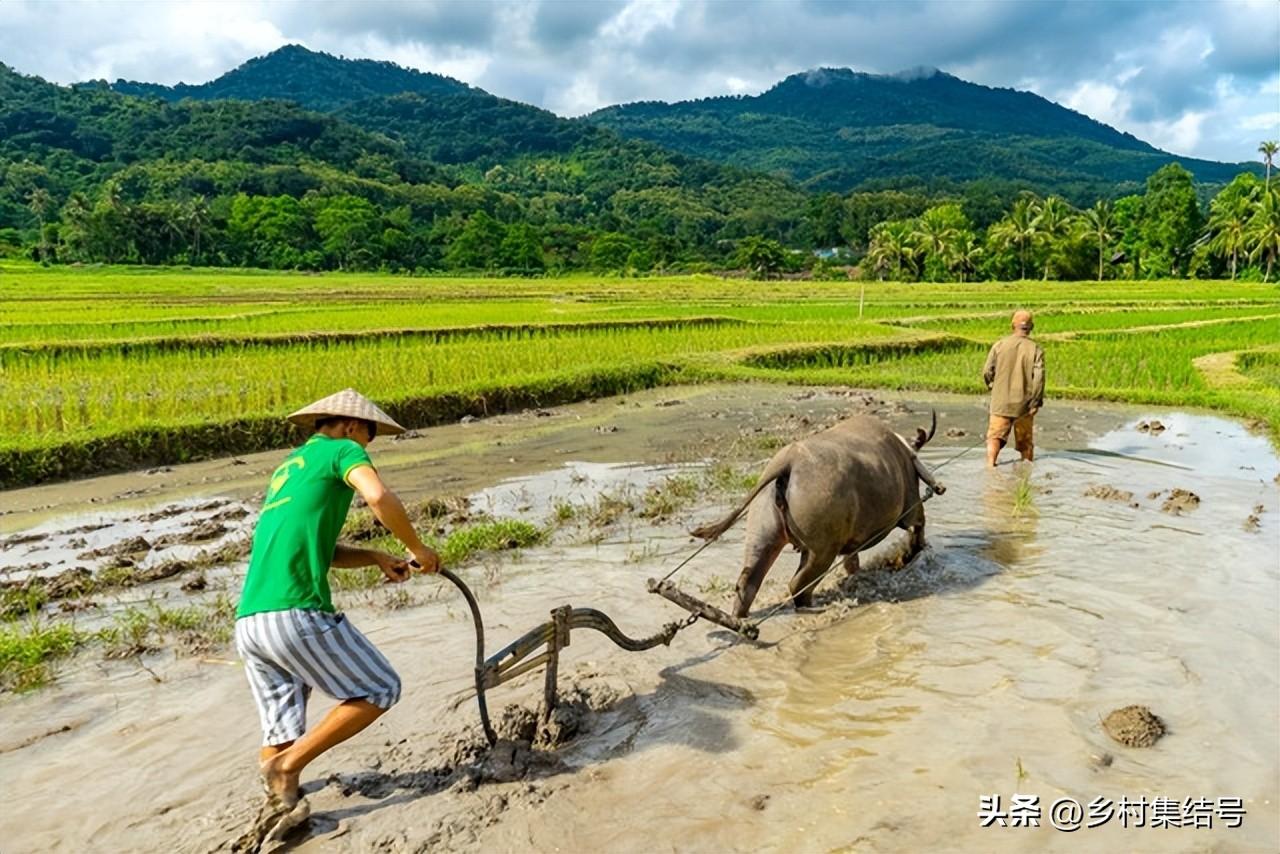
982, 344, 998, 389
331, 543, 414, 582
1030, 345, 1046, 410
332, 544, 386, 568
347, 465, 440, 573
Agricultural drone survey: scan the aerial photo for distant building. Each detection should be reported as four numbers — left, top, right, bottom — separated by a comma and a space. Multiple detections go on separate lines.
813, 247, 854, 260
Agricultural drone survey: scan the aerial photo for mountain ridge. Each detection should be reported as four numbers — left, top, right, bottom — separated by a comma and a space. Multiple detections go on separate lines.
585, 65, 1253, 193
107, 44, 473, 111
99, 45, 1257, 199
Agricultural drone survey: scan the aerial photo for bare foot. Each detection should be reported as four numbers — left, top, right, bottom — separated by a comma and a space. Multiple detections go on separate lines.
260, 752, 301, 808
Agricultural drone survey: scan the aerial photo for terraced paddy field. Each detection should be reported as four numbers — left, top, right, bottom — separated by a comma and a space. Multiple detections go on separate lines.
1, 261, 1277, 488
2, 263, 1278, 851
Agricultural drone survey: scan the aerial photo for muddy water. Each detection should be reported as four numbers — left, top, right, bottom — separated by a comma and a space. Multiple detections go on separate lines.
1, 385, 1276, 853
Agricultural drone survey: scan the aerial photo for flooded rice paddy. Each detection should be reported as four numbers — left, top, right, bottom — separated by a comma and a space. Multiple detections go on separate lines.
0, 384, 1276, 853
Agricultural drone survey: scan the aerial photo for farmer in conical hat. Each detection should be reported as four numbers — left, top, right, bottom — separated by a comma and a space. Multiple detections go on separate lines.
234, 388, 439, 832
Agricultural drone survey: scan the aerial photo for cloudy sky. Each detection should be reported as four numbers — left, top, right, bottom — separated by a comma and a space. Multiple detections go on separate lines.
2, 0, 1276, 163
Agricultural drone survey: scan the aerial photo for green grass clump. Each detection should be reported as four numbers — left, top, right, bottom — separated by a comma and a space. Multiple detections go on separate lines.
0, 620, 83, 691
551, 500, 578, 525
437, 519, 545, 565
97, 595, 236, 659
706, 462, 759, 494
583, 492, 635, 529
0, 586, 49, 621
640, 475, 701, 520
344, 518, 548, 583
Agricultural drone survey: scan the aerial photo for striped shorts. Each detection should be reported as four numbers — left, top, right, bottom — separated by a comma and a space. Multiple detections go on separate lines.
235, 609, 402, 745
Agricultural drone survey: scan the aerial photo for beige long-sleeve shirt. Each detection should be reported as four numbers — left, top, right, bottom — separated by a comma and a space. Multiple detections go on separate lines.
983, 334, 1045, 417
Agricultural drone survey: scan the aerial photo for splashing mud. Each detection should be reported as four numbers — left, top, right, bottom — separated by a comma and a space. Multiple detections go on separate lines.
0, 385, 1276, 852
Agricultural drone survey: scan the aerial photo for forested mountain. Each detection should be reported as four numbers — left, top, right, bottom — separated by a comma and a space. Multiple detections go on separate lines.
0, 47, 1270, 280
0, 55, 809, 272
586, 67, 1258, 200
109, 43, 472, 111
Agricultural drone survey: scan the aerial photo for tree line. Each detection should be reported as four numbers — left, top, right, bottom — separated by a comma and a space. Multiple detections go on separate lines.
857, 153, 1280, 283
5, 148, 1277, 281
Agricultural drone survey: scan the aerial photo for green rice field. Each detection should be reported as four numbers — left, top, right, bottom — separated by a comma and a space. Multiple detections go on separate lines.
1, 261, 1277, 487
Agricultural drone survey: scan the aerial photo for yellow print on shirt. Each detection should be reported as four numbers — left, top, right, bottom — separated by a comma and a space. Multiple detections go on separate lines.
262, 457, 305, 512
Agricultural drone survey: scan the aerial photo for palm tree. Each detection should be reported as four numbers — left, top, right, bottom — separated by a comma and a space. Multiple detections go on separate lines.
1078, 200, 1115, 281
988, 197, 1038, 279
27, 188, 52, 261
1205, 190, 1256, 279
184, 195, 210, 263
911, 206, 962, 281
59, 193, 92, 260
867, 220, 918, 281
1031, 195, 1074, 279
1246, 189, 1280, 282
948, 232, 982, 282
1260, 141, 1279, 191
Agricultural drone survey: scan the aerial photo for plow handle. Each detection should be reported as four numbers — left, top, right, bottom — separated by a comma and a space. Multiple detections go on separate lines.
437, 569, 498, 746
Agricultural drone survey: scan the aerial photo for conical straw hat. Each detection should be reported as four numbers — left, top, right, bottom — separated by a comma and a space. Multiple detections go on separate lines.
287, 388, 407, 435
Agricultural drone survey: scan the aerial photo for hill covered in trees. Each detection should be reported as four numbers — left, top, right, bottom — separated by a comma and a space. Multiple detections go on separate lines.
110, 43, 473, 110
586, 67, 1258, 201
0, 50, 809, 271
0, 46, 1272, 280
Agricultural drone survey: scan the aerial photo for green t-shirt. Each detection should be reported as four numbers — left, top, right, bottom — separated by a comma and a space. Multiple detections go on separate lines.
236, 435, 374, 618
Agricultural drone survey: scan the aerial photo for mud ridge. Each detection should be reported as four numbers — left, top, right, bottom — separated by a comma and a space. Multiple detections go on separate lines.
1083, 484, 1138, 507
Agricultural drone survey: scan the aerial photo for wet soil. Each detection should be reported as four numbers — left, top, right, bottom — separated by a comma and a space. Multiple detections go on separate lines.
1083, 484, 1138, 507
1152, 488, 1202, 515
1, 385, 1277, 853
1102, 705, 1166, 748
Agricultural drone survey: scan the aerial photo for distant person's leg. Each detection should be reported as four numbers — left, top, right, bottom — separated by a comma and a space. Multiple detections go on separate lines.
986, 414, 1011, 467
1014, 413, 1035, 462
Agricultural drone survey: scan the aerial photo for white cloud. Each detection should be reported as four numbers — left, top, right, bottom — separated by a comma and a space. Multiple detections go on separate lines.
1061, 81, 1132, 129
1136, 111, 1209, 157
341, 35, 493, 85
0, 0, 1274, 162
1239, 112, 1280, 132
548, 72, 608, 117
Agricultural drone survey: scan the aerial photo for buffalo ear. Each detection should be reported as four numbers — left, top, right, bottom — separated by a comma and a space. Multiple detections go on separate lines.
914, 428, 928, 449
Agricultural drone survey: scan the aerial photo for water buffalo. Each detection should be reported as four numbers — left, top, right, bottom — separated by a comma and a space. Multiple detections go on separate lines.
691, 412, 944, 617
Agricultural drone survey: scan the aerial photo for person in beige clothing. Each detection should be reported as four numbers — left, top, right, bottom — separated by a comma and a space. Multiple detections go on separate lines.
983, 310, 1045, 466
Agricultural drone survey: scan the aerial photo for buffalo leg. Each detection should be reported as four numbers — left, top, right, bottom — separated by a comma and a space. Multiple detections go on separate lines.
789, 542, 840, 609
841, 552, 860, 575
906, 511, 927, 563
732, 499, 788, 618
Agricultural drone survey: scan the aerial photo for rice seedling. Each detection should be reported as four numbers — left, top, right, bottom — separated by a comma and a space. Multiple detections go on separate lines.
1010, 474, 1038, 519
96, 595, 236, 659
639, 475, 700, 520
1, 264, 1276, 487
0, 619, 83, 691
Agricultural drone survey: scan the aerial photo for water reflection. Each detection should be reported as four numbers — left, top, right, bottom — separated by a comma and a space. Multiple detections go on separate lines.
980, 462, 1043, 569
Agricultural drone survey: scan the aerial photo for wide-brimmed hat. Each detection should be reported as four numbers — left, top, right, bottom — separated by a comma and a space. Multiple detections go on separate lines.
287, 388, 407, 435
